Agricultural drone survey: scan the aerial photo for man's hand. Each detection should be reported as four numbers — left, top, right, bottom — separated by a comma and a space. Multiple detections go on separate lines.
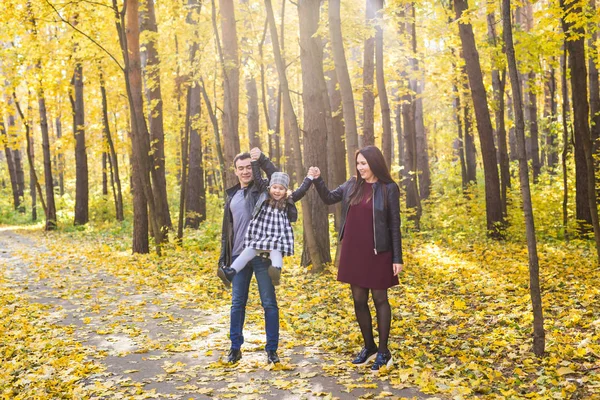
250, 147, 261, 161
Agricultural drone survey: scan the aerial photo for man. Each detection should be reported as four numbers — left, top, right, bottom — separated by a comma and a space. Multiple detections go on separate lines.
217, 147, 280, 364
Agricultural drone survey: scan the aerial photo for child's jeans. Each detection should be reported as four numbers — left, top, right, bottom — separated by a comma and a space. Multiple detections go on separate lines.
230, 248, 283, 273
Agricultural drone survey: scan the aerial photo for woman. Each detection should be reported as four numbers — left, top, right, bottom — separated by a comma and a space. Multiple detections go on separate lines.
311, 145, 403, 371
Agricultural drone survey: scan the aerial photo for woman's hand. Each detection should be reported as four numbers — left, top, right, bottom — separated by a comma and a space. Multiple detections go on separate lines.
393, 263, 403, 276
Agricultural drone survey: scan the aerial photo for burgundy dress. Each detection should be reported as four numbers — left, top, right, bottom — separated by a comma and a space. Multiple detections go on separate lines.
338, 182, 399, 290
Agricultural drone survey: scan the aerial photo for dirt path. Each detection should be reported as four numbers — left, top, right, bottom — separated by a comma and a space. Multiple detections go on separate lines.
0, 228, 431, 400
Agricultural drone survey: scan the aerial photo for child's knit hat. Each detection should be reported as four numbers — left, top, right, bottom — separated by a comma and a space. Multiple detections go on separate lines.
270, 172, 290, 190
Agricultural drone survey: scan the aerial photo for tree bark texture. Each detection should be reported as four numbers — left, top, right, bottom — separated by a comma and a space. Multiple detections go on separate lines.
454, 0, 504, 237
54, 116, 64, 196
217, 0, 240, 188
325, 56, 346, 231
141, 0, 172, 229
361, 0, 376, 146
13, 95, 46, 221
299, 0, 331, 267
72, 64, 88, 226
119, 0, 165, 252
186, 84, 206, 228
588, 0, 600, 148
544, 66, 559, 170
503, 0, 545, 356
525, 72, 541, 181
463, 91, 477, 184
265, 0, 323, 270
329, 0, 359, 173
100, 72, 124, 221
375, 0, 392, 169
561, 47, 571, 237
415, 81, 431, 199
241, 0, 261, 149
561, 0, 600, 260
487, 11, 509, 213
0, 122, 21, 210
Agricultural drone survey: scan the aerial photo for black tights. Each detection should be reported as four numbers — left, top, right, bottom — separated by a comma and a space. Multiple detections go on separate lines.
351, 285, 391, 353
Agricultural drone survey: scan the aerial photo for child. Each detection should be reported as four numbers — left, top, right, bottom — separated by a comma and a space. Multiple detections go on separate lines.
218, 158, 314, 287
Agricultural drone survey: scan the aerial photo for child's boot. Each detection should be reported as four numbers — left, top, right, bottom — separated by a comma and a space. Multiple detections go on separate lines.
268, 265, 281, 286
217, 267, 236, 288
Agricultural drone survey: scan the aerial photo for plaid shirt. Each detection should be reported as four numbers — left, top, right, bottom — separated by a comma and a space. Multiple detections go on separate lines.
244, 202, 295, 256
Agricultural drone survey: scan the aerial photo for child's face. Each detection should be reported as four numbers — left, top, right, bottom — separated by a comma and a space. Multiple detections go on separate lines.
269, 184, 287, 201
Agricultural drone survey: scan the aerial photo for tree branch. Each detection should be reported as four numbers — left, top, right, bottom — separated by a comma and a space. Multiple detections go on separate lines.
44, 0, 124, 71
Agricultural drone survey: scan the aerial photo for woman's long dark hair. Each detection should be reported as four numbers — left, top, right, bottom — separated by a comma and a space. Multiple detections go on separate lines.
348, 145, 395, 206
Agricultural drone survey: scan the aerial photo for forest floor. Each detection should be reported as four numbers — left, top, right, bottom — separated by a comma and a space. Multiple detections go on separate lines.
1, 215, 600, 399
0, 226, 430, 400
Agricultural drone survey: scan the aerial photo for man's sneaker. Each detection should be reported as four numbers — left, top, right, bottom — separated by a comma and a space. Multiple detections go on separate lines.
370, 351, 393, 371
217, 267, 236, 288
351, 346, 378, 366
227, 348, 242, 364
268, 265, 281, 286
266, 350, 280, 364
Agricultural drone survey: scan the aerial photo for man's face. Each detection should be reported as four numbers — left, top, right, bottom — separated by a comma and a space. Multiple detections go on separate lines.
234, 157, 253, 187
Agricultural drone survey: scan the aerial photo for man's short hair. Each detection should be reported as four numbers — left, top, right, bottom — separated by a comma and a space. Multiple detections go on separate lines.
233, 152, 251, 168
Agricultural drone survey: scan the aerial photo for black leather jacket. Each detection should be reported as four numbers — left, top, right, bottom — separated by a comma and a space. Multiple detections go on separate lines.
218, 153, 277, 268
313, 176, 403, 264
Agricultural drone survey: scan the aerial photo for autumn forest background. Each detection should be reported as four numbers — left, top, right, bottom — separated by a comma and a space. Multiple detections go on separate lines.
0, 0, 599, 398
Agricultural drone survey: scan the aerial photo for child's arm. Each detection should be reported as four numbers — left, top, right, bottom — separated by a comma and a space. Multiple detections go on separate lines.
289, 169, 315, 202
251, 160, 269, 192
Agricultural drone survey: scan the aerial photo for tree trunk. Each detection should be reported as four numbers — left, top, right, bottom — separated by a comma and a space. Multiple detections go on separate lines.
114, 0, 164, 253
186, 84, 206, 228
241, 0, 261, 149
464, 92, 477, 184
325, 54, 346, 232
453, 85, 469, 190
100, 72, 124, 221
488, 11, 510, 214
0, 122, 20, 210
265, 0, 322, 270
415, 80, 431, 199
298, 0, 331, 268
361, 0, 375, 146
178, 87, 191, 239
54, 116, 64, 196
199, 78, 226, 195
71, 41, 88, 226
544, 66, 559, 170
13, 94, 46, 222
214, 0, 240, 188
561, 0, 600, 260
561, 46, 571, 238
246, 76, 261, 148
588, 0, 600, 149
454, 0, 504, 237
526, 72, 541, 181
141, 0, 172, 230
329, 0, 359, 172
395, 95, 404, 179
503, 0, 545, 356
39, 79, 57, 230
375, 0, 392, 169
